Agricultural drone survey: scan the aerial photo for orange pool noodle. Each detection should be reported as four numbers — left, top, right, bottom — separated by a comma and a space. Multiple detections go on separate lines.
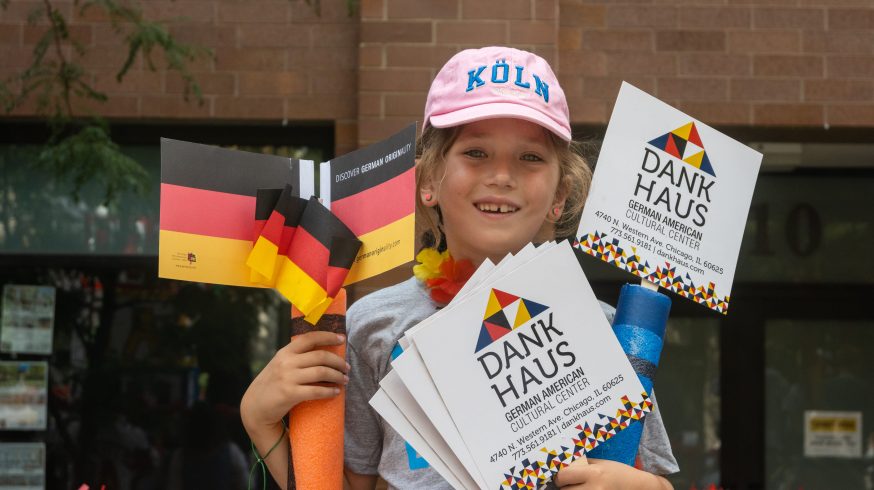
288, 289, 346, 490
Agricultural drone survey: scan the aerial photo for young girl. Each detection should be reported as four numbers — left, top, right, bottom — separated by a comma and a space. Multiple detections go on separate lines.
241, 46, 678, 489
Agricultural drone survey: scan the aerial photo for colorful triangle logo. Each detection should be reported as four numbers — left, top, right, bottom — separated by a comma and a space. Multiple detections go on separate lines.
475, 289, 550, 353
647, 121, 716, 177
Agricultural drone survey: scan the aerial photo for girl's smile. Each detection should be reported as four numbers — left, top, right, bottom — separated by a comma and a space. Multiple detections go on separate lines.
427, 118, 566, 265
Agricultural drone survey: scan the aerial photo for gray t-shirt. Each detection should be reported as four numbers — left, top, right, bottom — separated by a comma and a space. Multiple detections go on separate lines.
344, 277, 679, 489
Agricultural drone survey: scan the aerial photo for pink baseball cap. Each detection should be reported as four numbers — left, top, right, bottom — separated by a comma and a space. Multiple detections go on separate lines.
423, 46, 571, 141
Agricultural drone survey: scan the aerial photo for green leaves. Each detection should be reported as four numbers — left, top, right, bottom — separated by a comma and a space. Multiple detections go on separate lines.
0, 0, 210, 204
39, 123, 150, 203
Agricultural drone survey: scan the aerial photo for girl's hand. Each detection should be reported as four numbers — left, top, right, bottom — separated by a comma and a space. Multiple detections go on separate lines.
553, 458, 673, 490
240, 331, 348, 434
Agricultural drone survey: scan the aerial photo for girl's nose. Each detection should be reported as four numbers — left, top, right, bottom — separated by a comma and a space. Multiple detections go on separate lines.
486, 156, 517, 188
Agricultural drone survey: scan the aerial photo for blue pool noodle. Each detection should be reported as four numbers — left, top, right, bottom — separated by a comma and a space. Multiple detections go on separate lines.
585, 283, 671, 466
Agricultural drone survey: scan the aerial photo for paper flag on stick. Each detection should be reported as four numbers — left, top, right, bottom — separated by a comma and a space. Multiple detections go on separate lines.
247, 185, 307, 284
246, 193, 361, 324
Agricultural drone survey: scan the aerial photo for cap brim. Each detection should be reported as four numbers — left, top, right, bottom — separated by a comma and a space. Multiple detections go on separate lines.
429, 102, 571, 141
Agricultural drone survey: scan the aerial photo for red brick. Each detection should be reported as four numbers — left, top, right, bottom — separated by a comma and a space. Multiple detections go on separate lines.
509, 20, 555, 44
361, 21, 432, 43
218, 2, 290, 23
76, 44, 133, 70
727, 30, 800, 54
753, 8, 825, 29
140, 2, 215, 23
559, 50, 607, 76
804, 80, 873, 101
678, 101, 752, 125
656, 30, 725, 52
358, 92, 382, 116
567, 97, 608, 124
214, 97, 285, 119
23, 24, 91, 46
72, 1, 111, 22
534, 0, 557, 21
754, 55, 824, 77
730, 78, 802, 101
389, 0, 458, 19
166, 72, 236, 96
288, 47, 357, 70
657, 78, 727, 101
360, 45, 384, 67
606, 5, 677, 28
827, 8, 874, 30
385, 45, 458, 69
384, 92, 427, 117
753, 103, 824, 125
827, 104, 874, 125
581, 77, 656, 100
435, 21, 506, 44
238, 25, 311, 48
140, 95, 212, 118
0, 25, 21, 45
558, 27, 582, 50
678, 7, 751, 29
605, 52, 677, 76
0, 45, 33, 70
357, 116, 414, 142
583, 30, 652, 52
312, 70, 357, 95
680, 53, 751, 76
0, 1, 45, 22
463, 0, 529, 20
335, 120, 358, 155
803, 31, 874, 55
215, 48, 286, 71
828, 56, 874, 78
71, 94, 140, 117
558, 74, 583, 99
361, 0, 385, 19
286, 94, 356, 118
560, 4, 604, 28
169, 24, 236, 48
312, 24, 359, 47
92, 70, 163, 94
359, 68, 432, 92
239, 72, 308, 96
726, 0, 799, 5
800, 0, 871, 4
291, 0, 356, 24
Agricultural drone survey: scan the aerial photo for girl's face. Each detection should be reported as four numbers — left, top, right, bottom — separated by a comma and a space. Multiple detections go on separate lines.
424, 118, 565, 265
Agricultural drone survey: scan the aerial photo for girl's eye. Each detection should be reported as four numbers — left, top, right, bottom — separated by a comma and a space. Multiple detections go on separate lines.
464, 149, 487, 158
521, 153, 544, 162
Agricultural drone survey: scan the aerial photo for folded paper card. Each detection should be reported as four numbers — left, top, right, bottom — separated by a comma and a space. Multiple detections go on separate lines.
373, 242, 651, 489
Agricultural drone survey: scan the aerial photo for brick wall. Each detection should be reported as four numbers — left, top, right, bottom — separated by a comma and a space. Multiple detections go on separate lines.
557, 1, 874, 130
3, 0, 874, 153
358, 0, 559, 146
0, 0, 360, 155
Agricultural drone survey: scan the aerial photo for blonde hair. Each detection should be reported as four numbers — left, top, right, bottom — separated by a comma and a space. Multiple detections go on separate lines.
415, 124, 593, 250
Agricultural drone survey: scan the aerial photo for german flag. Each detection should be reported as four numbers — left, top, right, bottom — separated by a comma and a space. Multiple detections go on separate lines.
325, 123, 416, 285
273, 197, 361, 324
159, 138, 311, 287
246, 185, 307, 284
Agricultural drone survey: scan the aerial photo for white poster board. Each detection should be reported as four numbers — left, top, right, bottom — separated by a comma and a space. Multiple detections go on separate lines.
577, 82, 762, 314
804, 410, 863, 458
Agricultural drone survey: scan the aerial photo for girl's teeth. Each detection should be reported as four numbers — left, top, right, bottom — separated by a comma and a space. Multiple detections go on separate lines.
478, 203, 516, 213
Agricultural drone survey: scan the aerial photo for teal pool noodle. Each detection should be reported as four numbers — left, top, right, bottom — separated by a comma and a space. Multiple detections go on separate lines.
586, 283, 670, 466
